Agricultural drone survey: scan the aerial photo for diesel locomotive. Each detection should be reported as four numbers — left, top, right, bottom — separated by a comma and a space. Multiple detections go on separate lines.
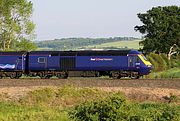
0, 50, 152, 79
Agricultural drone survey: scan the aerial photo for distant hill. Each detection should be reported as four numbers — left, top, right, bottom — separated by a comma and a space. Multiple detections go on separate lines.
35, 37, 142, 51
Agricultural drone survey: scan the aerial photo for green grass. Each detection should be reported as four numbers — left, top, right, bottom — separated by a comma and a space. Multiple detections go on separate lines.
36, 37, 140, 51
148, 67, 180, 79
37, 39, 142, 50
0, 102, 69, 121
85, 40, 142, 49
23, 86, 108, 108
0, 86, 108, 121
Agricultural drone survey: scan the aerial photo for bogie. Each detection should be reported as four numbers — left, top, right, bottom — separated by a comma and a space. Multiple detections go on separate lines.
0, 72, 22, 79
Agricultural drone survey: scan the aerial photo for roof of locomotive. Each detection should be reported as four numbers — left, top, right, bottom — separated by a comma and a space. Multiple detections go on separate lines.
0, 49, 141, 56
29, 49, 141, 56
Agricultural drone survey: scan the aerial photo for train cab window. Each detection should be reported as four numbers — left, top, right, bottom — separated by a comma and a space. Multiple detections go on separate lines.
38, 57, 46, 63
136, 56, 140, 63
142, 55, 148, 61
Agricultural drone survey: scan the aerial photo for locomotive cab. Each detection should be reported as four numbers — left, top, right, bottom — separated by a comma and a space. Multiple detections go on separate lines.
137, 54, 152, 75
138, 54, 152, 67
127, 50, 152, 77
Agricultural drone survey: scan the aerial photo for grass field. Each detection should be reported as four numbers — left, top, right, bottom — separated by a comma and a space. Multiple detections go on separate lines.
84, 40, 142, 49
147, 67, 180, 79
0, 87, 108, 121
37, 39, 142, 50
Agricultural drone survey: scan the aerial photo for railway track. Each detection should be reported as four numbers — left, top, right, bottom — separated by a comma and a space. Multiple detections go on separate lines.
0, 78, 179, 89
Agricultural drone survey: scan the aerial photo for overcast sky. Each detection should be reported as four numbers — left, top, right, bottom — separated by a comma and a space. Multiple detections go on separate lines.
30, 0, 180, 40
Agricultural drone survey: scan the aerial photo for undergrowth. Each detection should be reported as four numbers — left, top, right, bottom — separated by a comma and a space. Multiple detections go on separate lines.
20, 85, 108, 107
0, 101, 69, 121
148, 67, 180, 79
0, 86, 179, 121
146, 53, 180, 79
69, 93, 180, 121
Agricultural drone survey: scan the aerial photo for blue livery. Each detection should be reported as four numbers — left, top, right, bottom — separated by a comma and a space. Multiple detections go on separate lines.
0, 50, 152, 79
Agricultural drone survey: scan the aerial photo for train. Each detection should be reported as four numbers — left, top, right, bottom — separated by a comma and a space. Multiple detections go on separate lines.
0, 50, 152, 79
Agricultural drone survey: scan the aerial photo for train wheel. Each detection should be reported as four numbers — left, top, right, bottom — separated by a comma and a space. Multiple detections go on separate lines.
0, 73, 3, 79
56, 73, 68, 79
110, 71, 121, 79
112, 75, 121, 79
17, 72, 22, 78
38, 72, 47, 79
10, 72, 18, 79
62, 74, 68, 79
95, 71, 100, 77
40, 76, 48, 79
135, 75, 140, 79
41, 75, 52, 79
56, 74, 59, 78
45, 76, 52, 79
37, 72, 51, 79
131, 75, 140, 79
58, 75, 68, 79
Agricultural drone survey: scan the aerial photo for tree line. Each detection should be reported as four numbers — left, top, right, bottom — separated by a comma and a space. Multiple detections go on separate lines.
36, 37, 138, 51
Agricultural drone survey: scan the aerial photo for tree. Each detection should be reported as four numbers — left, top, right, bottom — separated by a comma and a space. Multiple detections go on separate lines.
0, 0, 35, 51
15, 38, 37, 51
135, 6, 180, 55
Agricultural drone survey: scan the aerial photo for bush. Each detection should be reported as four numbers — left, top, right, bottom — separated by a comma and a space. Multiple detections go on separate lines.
21, 88, 55, 105
69, 94, 180, 121
147, 56, 159, 72
69, 93, 127, 121
160, 53, 170, 69
147, 53, 179, 76
156, 68, 180, 79
149, 53, 167, 71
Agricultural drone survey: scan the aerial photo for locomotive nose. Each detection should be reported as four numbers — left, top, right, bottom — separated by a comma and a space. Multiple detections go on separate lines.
147, 62, 152, 72
147, 64, 152, 68
148, 65, 152, 72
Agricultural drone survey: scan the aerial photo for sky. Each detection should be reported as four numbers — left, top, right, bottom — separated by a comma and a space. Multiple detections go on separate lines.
30, 0, 180, 40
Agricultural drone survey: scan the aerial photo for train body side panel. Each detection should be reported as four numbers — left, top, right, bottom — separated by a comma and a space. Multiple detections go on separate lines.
28, 54, 60, 71
75, 56, 128, 71
47, 56, 60, 70
0, 53, 26, 71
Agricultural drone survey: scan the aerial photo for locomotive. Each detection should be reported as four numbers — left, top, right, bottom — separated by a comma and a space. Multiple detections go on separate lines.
0, 50, 152, 79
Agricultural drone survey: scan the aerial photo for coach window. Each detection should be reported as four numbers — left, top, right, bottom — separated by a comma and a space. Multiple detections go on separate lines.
38, 57, 46, 63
